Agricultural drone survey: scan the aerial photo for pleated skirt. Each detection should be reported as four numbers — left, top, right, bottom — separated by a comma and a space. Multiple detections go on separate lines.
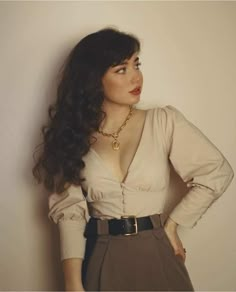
81, 214, 194, 291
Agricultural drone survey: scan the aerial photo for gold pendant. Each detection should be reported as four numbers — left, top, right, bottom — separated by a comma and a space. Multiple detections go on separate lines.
112, 139, 120, 150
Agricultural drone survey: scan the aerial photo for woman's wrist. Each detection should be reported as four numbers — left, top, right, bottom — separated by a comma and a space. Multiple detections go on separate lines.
65, 281, 84, 291
164, 217, 178, 232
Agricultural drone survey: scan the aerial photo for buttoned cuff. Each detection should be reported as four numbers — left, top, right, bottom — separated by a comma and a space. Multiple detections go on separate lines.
168, 187, 219, 229
58, 220, 86, 261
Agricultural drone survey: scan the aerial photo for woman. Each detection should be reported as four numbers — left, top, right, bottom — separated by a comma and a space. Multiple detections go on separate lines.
32, 27, 234, 291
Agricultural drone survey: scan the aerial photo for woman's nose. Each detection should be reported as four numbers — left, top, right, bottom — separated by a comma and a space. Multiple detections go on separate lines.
131, 70, 142, 83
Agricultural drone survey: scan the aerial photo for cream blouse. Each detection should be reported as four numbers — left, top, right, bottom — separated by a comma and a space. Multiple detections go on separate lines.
48, 105, 234, 261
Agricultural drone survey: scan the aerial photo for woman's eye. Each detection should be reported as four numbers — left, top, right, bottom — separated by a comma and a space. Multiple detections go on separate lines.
115, 62, 141, 74
116, 67, 126, 74
135, 62, 142, 69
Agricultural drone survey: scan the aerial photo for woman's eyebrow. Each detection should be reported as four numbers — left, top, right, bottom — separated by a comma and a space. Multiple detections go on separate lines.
113, 56, 139, 67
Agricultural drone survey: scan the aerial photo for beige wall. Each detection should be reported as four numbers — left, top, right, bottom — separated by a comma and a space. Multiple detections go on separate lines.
0, 1, 235, 291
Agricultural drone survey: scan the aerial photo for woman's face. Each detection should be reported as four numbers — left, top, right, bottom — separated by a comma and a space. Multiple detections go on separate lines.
101, 52, 143, 106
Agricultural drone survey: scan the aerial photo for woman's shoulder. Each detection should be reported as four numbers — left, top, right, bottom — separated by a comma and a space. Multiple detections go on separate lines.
148, 104, 182, 113
141, 105, 191, 138
135, 105, 188, 128
147, 104, 188, 123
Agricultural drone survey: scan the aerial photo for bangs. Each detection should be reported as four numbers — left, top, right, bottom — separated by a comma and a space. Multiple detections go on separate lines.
76, 28, 141, 74
103, 34, 140, 67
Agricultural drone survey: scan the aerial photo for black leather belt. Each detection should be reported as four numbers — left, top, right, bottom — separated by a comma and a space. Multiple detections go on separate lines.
84, 214, 162, 237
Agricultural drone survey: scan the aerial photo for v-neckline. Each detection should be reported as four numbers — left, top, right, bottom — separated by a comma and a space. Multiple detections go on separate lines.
89, 109, 150, 184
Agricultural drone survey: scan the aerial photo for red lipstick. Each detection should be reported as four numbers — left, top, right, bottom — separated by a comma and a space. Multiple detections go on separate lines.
129, 86, 141, 95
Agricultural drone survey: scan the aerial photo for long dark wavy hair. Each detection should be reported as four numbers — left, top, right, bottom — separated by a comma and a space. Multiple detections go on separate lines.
32, 27, 140, 194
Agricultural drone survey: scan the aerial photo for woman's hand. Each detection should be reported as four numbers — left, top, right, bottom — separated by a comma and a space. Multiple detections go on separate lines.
164, 217, 186, 263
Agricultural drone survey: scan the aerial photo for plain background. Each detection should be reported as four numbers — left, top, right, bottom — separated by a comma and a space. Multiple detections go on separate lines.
0, 1, 235, 291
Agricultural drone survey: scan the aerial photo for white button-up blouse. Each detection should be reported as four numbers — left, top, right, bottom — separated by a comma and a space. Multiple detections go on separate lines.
48, 105, 234, 261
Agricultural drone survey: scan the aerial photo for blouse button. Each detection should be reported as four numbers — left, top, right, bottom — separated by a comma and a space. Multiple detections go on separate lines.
91, 194, 96, 200
138, 184, 147, 191
91, 193, 103, 201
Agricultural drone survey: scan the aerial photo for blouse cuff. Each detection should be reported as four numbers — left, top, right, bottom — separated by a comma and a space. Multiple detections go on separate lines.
168, 178, 233, 229
58, 220, 87, 261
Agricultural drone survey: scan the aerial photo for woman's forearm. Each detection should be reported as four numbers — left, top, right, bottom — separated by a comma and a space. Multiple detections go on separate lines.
164, 216, 178, 231
62, 258, 84, 291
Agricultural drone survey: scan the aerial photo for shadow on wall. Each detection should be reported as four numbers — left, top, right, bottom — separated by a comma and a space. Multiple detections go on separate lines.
28, 54, 68, 291
31, 185, 65, 290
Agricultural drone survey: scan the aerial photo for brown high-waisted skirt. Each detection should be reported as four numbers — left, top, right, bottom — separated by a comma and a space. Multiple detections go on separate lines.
81, 213, 194, 291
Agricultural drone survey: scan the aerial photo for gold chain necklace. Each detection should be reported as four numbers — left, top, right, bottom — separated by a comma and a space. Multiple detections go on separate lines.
98, 105, 135, 150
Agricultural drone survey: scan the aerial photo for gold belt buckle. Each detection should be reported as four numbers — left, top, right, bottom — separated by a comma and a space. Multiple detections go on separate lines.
121, 215, 138, 236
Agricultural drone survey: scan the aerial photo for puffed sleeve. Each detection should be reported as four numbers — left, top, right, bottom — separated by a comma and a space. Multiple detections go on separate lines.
160, 105, 234, 228
48, 184, 90, 261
